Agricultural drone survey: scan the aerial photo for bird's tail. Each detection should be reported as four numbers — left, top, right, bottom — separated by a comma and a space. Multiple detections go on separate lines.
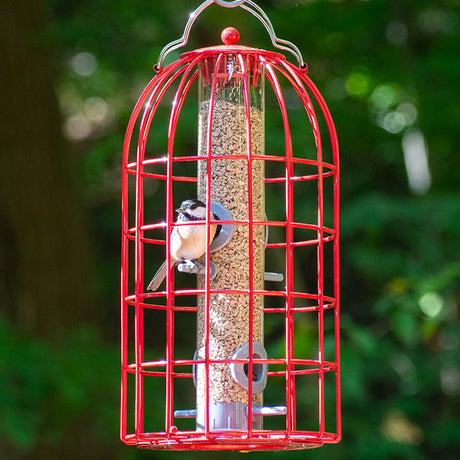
147, 259, 174, 291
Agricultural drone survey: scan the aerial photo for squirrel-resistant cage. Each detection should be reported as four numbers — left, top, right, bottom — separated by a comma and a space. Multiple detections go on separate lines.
121, 0, 340, 451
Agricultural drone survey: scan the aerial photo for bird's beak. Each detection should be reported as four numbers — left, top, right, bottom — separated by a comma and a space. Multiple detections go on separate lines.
176, 208, 185, 213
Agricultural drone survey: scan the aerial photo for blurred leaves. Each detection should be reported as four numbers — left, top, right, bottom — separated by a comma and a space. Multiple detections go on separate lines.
0, 318, 119, 452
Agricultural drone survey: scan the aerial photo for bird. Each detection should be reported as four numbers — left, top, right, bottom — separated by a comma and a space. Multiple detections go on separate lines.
147, 199, 219, 291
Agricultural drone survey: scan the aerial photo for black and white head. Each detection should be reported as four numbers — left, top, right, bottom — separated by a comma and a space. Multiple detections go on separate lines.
176, 199, 207, 221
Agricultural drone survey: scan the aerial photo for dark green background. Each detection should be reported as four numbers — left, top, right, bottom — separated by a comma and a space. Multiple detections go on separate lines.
1, 0, 459, 459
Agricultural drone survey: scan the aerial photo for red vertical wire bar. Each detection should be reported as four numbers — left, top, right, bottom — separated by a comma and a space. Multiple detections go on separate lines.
133, 62, 193, 438
286, 63, 341, 441
334, 150, 341, 441
286, 66, 326, 438
164, 92, 175, 437
204, 53, 224, 437
277, 62, 328, 438
204, 88, 212, 434
291, 66, 341, 441
164, 59, 201, 437
121, 63, 183, 442
299, 73, 341, 442
134, 99, 152, 439
204, 61, 213, 437
315, 112, 325, 439
264, 63, 296, 435
120, 152, 129, 441
134, 64, 191, 440
238, 52, 255, 436
121, 80, 153, 443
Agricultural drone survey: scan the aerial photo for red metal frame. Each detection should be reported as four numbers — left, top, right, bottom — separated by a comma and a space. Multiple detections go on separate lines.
121, 46, 340, 450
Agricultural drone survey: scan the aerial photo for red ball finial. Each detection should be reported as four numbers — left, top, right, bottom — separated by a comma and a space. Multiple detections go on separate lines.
221, 27, 240, 45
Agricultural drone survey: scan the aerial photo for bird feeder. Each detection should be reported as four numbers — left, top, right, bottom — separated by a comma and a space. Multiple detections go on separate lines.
121, 0, 341, 451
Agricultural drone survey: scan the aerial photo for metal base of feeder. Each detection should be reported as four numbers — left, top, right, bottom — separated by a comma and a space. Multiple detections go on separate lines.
196, 401, 262, 431
136, 434, 325, 451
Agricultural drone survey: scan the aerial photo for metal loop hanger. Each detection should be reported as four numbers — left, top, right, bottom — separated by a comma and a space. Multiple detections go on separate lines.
154, 0, 306, 71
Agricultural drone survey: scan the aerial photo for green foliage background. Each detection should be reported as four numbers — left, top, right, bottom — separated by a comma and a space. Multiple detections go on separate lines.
2, 0, 460, 458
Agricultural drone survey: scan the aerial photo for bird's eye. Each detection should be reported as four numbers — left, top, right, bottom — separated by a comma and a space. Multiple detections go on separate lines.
190, 204, 198, 210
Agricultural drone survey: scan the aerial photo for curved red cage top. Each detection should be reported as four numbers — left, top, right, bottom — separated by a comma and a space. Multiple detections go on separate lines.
121, 35, 340, 451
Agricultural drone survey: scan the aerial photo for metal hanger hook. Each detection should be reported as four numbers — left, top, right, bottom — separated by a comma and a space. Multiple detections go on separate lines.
214, 0, 247, 6
154, 0, 306, 71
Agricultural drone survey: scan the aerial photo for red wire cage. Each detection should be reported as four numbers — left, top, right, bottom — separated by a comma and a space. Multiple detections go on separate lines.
121, 0, 340, 451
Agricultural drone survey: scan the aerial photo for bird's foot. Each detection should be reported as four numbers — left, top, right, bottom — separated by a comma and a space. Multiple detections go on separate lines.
177, 259, 217, 280
177, 259, 217, 279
